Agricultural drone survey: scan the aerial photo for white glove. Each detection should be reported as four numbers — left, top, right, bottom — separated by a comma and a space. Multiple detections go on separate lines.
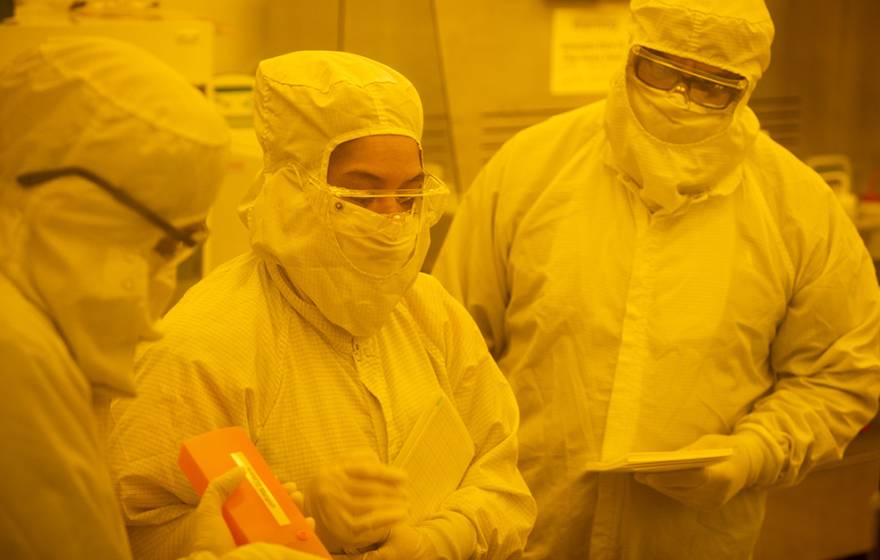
281, 481, 316, 532
190, 466, 245, 555
364, 525, 436, 560
188, 467, 320, 560
634, 433, 762, 511
304, 449, 409, 552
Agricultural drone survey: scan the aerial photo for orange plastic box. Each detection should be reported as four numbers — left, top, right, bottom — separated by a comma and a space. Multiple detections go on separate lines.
178, 426, 331, 558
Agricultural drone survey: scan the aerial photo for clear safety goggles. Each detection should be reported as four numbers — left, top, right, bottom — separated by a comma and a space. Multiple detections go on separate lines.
289, 163, 450, 238
629, 45, 748, 110
16, 166, 208, 262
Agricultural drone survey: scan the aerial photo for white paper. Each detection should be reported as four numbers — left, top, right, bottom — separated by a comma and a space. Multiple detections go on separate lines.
550, 5, 630, 96
585, 448, 734, 473
393, 394, 475, 521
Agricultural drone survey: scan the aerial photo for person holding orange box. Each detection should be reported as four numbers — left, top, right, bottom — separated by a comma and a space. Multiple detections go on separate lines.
0, 37, 315, 560
178, 427, 332, 559
107, 50, 536, 560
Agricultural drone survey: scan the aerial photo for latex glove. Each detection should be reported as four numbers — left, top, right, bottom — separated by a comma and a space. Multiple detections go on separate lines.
364, 525, 436, 560
634, 434, 758, 511
191, 466, 246, 555
281, 481, 316, 532
305, 449, 409, 552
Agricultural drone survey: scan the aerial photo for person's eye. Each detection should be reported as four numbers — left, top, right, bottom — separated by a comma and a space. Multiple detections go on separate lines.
647, 62, 677, 80
691, 80, 731, 99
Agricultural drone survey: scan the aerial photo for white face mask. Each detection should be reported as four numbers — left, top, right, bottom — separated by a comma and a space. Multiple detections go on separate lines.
628, 80, 734, 144
26, 232, 160, 395
604, 71, 760, 215
247, 167, 431, 337
331, 199, 421, 277
147, 259, 179, 327
2, 175, 194, 395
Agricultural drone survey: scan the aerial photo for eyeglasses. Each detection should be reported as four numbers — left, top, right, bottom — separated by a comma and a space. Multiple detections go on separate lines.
16, 166, 208, 260
327, 173, 449, 215
629, 45, 748, 110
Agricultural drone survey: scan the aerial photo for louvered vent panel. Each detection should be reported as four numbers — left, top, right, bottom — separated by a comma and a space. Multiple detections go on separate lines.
474, 100, 803, 168
423, 112, 454, 180
479, 107, 577, 165
750, 96, 804, 154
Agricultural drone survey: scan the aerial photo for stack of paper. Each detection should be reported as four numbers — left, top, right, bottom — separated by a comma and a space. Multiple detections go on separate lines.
393, 394, 475, 522
584, 448, 734, 473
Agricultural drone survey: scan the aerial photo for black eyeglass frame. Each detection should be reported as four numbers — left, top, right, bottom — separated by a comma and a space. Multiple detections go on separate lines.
16, 166, 200, 247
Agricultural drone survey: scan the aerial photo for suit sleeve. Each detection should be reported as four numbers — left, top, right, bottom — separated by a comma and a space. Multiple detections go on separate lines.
737, 187, 880, 486
415, 286, 536, 559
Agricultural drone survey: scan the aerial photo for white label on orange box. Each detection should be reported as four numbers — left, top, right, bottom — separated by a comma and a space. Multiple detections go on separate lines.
230, 452, 291, 526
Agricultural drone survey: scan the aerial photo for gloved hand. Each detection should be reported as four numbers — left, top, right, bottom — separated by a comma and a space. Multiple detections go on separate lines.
189, 467, 319, 559
281, 481, 316, 532
304, 449, 409, 552
191, 466, 245, 555
365, 525, 436, 560
634, 433, 762, 511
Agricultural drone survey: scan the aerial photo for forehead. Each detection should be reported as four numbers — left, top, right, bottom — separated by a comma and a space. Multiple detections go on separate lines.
329, 135, 421, 168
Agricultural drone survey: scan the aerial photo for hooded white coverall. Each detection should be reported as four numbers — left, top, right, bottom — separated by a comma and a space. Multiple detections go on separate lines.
107, 51, 535, 560
433, 1, 880, 558
0, 37, 229, 558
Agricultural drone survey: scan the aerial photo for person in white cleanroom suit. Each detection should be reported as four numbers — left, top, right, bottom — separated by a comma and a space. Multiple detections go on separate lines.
0, 37, 319, 559
432, 0, 880, 558
107, 50, 536, 560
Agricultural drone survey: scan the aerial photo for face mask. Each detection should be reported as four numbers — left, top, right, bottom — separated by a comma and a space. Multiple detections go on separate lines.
147, 260, 179, 327
4, 175, 197, 395
331, 199, 421, 277
628, 80, 734, 144
604, 71, 760, 215
26, 230, 157, 395
247, 167, 431, 337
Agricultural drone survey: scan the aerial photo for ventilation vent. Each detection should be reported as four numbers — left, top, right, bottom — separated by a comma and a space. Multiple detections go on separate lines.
750, 95, 803, 154
479, 107, 577, 165
423, 112, 454, 180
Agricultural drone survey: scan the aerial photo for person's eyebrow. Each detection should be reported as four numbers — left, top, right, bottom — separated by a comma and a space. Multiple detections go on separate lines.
339, 170, 383, 184
402, 172, 426, 186
339, 170, 426, 188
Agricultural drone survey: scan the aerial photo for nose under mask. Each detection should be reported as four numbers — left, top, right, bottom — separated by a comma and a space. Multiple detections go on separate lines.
330, 199, 421, 277
628, 80, 734, 144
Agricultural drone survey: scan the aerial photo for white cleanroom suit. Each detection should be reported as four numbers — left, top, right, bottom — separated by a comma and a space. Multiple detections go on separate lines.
0, 36, 315, 560
0, 35, 224, 557
433, 0, 880, 558
108, 51, 536, 560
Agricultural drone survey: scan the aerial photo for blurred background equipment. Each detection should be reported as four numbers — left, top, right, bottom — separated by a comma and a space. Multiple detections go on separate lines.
204, 73, 261, 276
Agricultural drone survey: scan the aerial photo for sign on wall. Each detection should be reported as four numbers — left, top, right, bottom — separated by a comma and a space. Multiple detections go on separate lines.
550, 4, 630, 95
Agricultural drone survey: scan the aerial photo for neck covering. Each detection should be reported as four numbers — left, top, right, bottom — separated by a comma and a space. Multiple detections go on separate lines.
604, 0, 775, 215
241, 51, 429, 337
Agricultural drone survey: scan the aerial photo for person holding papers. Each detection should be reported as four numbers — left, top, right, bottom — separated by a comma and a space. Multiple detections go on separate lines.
106, 50, 535, 560
432, 0, 880, 558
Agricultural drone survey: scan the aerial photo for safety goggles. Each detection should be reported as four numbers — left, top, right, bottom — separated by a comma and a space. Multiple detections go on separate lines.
16, 166, 208, 261
629, 45, 748, 110
328, 176, 448, 214
290, 164, 450, 237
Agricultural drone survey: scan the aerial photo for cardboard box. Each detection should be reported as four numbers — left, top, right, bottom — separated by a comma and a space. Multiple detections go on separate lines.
178, 426, 331, 559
